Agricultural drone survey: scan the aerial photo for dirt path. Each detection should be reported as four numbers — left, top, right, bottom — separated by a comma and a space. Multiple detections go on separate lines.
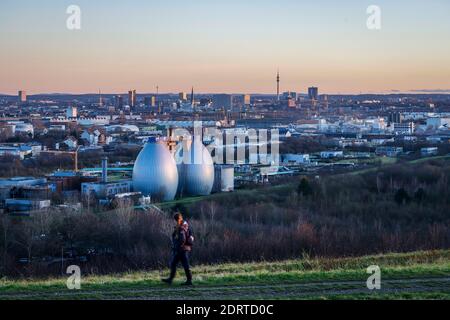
1, 277, 449, 300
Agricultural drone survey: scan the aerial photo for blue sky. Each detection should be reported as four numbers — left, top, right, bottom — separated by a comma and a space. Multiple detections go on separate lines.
1, 0, 449, 94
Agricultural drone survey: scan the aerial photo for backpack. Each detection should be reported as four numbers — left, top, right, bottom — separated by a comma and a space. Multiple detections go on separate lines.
183, 222, 195, 247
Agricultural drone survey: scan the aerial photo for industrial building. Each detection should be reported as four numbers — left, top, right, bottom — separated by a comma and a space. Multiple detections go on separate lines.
375, 146, 404, 157
0, 177, 52, 215
133, 134, 235, 202
176, 136, 215, 197
81, 158, 133, 201
5, 199, 51, 215
82, 180, 133, 200
133, 140, 179, 201
212, 165, 234, 193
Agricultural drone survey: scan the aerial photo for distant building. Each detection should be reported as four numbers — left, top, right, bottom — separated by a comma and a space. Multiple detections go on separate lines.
63, 136, 78, 149
393, 122, 415, 135
320, 151, 344, 159
189, 87, 195, 106
67, 106, 78, 118
144, 96, 156, 108
179, 92, 187, 101
76, 117, 110, 126
49, 125, 66, 133
276, 70, 280, 101
427, 117, 450, 130
81, 128, 112, 146
281, 154, 310, 164
106, 124, 139, 133
375, 146, 403, 157
213, 94, 233, 110
18, 90, 27, 104
287, 97, 297, 108
0, 177, 47, 189
5, 199, 51, 215
9, 122, 34, 137
388, 112, 403, 124
308, 87, 319, 101
0, 146, 27, 159
212, 165, 234, 193
243, 94, 251, 106
128, 90, 137, 107
426, 136, 445, 143
200, 98, 212, 107
82, 180, 133, 199
421, 147, 438, 157
115, 95, 124, 108
282, 91, 297, 100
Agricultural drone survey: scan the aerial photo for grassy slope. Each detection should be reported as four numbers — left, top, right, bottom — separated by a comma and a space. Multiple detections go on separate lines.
0, 250, 449, 300
159, 155, 450, 208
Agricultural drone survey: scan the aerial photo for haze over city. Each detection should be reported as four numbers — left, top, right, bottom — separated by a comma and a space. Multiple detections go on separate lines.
1, 0, 450, 95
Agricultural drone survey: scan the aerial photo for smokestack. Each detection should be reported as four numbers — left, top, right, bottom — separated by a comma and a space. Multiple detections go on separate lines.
166, 127, 177, 154
101, 157, 108, 183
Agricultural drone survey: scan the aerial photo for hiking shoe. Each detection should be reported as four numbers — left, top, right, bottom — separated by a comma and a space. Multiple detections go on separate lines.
161, 278, 173, 285
182, 280, 193, 286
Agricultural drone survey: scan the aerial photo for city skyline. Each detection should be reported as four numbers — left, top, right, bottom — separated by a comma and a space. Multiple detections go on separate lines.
1, 0, 450, 95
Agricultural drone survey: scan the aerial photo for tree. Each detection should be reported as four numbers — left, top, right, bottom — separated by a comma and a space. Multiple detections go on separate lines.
394, 188, 411, 205
414, 188, 426, 204
297, 178, 313, 197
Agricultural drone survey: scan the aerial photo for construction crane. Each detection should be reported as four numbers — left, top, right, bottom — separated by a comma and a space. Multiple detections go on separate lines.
40, 146, 81, 172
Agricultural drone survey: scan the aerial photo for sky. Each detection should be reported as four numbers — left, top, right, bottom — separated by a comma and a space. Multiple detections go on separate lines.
0, 0, 450, 95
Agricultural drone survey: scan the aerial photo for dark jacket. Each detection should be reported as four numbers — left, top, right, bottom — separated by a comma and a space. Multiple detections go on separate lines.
172, 221, 192, 252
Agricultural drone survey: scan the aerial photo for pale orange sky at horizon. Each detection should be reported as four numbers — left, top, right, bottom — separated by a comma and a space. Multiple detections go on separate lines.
1, 0, 450, 95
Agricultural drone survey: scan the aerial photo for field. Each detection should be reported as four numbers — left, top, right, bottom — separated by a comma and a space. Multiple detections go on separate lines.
0, 250, 448, 300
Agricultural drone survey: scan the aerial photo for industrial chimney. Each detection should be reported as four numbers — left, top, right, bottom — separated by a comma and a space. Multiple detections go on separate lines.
101, 157, 108, 183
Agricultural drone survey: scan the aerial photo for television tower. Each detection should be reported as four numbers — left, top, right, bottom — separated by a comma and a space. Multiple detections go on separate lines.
276, 70, 280, 102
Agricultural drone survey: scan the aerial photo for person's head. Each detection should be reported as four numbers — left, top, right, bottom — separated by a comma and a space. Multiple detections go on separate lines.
173, 212, 183, 226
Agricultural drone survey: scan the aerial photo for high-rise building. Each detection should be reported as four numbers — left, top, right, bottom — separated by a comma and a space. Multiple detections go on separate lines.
276, 71, 280, 101
308, 87, 319, 101
213, 94, 233, 110
190, 87, 195, 106
98, 90, 103, 107
115, 95, 124, 108
18, 90, 27, 104
128, 90, 137, 107
282, 91, 297, 100
243, 94, 251, 106
179, 92, 187, 101
388, 112, 403, 124
322, 94, 329, 110
144, 96, 157, 108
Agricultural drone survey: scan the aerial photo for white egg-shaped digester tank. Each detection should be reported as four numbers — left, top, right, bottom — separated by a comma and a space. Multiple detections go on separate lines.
133, 139, 179, 201
176, 135, 214, 196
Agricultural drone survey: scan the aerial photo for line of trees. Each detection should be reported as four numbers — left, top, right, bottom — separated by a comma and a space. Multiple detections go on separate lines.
0, 159, 449, 277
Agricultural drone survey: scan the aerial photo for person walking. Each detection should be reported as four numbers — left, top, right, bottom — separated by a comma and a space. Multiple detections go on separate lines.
162, 212, 194, 286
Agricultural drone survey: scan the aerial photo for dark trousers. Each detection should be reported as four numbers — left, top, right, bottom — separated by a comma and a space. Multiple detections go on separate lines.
169, 250, 192, 280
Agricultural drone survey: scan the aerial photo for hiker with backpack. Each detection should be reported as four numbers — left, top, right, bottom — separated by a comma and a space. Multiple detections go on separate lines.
162, 212, 194, 286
